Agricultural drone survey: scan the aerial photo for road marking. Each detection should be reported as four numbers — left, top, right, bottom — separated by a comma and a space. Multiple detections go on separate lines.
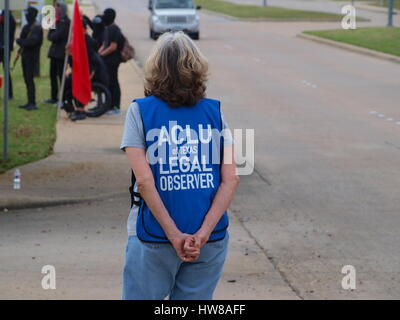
302, 80, 317, 89
369, 111, 400, 128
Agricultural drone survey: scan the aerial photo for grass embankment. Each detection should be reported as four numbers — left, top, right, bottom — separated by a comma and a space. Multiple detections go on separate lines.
46, 0, 74, 4
304, 27, 400, 57
196, 0, 345, 20
0, 36, 57, 174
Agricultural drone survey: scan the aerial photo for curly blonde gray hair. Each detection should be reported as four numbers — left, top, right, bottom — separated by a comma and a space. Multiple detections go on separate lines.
144, 31, 209, 107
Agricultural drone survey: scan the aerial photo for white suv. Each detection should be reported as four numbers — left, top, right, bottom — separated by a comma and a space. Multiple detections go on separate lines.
149, 0, 201, 40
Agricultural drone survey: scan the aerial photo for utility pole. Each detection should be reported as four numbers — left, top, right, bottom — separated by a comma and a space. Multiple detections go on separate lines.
263, 0, 267, 7
2, 0, 10, 161
387, 0, 394, 26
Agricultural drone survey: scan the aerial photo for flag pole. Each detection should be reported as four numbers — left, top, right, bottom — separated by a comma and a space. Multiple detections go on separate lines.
56, 0, 75, 120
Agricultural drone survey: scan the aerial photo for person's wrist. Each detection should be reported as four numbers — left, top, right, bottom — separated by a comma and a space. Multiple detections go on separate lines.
195, 227, 212, 244
199, 223, 214, 236
166, 228, 182, 241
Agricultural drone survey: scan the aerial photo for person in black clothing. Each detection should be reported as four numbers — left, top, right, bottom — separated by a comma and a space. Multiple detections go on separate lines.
44, 1, 70, 104
82, 14, 93, 33
99, 8, 123, 115
91, 15, 105, 51
0, 10, 16, 99
64, 18, 100, 121
16, 6, 43, 111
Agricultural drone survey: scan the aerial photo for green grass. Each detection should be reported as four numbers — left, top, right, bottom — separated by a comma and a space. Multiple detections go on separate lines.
0, 35, 57, 174
45, 0, 74, 5
13, 10, 21, 23
196, 0, 345, 20
304, 27, 400, 56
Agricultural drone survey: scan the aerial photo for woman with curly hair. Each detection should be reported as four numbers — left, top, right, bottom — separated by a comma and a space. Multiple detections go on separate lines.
120, 31, 240, 300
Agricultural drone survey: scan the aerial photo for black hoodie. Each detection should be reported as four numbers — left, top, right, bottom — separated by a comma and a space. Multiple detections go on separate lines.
47, 3, 70, 60
17, 7, 43, 57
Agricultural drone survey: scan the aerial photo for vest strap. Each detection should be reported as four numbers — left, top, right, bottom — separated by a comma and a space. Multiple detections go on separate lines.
129, 170, 142, 208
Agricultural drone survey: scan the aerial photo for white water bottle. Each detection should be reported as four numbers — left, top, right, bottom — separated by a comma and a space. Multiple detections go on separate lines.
13, 169, 21, 190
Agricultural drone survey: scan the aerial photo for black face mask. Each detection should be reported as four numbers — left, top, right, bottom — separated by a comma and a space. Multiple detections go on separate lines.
25, 7, 38, 25
103, 9, 116, 26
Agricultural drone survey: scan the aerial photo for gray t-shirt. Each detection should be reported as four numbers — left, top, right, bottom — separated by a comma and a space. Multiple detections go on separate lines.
120, 102, 234, 236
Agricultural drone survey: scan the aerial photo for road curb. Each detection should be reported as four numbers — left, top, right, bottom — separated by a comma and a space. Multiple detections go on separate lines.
297, 32, 400, 64
0, 192, 127, 211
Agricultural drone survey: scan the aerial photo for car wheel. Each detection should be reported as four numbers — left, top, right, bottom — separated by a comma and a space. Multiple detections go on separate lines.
150, 29, 154, 39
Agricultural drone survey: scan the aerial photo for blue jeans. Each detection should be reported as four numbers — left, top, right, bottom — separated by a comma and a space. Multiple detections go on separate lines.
122, 233, 229, 300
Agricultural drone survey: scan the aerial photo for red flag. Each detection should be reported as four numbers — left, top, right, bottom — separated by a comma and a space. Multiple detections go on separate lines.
71, 0, 92, 106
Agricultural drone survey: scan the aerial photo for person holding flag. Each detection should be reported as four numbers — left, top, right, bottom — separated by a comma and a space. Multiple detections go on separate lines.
60, 0, 93, 121
71, 0, 92, 107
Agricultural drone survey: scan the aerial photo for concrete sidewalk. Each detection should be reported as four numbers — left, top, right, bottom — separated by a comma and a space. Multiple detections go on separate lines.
0, 1, 298, 300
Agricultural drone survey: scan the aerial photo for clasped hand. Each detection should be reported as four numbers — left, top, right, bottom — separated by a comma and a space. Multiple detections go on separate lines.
169, 231, 209, 262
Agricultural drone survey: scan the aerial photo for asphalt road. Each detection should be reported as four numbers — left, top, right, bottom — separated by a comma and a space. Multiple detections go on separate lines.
91, 0, 400, 299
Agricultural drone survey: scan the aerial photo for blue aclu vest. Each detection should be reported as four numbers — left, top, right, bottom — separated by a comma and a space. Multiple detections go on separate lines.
133, 96, 229, 243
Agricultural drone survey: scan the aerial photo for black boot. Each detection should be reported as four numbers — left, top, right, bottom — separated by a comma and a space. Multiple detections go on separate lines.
43, 98, 58, 104
18, 103, 30, 109
70, 111, 87, 121
25, 104, 38, 111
